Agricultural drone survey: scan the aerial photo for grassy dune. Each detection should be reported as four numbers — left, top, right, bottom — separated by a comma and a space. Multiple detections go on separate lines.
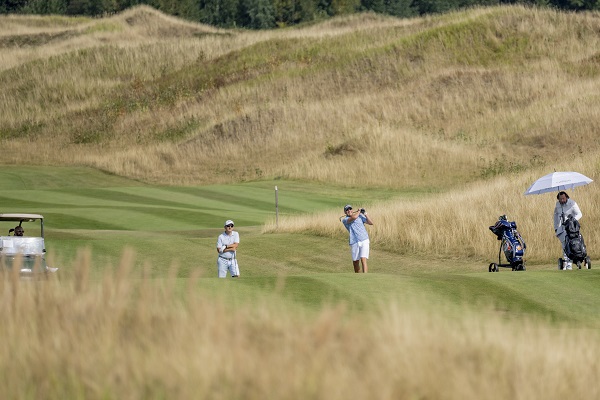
2, 6, 600, 187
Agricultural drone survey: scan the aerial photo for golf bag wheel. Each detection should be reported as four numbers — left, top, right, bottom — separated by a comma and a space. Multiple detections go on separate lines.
513, 263, 525, 272
489, 263, 498, 272
586, 257, 591, 269
558, 258, 564, 270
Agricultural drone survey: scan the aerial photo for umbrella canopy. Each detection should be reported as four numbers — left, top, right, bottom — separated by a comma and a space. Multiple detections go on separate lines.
524, 171, 593, 195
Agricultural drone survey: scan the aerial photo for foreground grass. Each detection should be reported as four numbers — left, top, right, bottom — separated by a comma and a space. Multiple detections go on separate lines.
2, 263, 600, 400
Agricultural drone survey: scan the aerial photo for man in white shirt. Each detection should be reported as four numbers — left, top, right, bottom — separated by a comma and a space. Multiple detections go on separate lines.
216, 219, 240, 278
553, 191, 582, 270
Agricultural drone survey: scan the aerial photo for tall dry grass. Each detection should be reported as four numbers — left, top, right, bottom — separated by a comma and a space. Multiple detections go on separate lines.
1, 248, 600, 399
2, 6, 600, 187
264, 155, 600, 264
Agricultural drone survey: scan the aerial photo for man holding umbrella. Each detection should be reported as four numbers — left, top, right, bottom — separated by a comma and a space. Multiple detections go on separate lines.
553, 191, 582, 270
525, 171, 592, 270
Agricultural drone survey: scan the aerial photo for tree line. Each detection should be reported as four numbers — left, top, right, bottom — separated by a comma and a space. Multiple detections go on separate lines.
1, 0, 598, 29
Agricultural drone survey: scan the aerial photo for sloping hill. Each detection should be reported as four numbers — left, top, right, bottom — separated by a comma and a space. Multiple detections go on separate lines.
0, 5, 221, 51
1, 6, 599, 188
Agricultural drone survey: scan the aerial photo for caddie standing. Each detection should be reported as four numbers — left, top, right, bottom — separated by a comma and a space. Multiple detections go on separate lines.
216, 219, 240, 278
553, 191, 582, 270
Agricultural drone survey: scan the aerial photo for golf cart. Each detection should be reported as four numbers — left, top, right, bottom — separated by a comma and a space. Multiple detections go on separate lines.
0, 213, 57, 276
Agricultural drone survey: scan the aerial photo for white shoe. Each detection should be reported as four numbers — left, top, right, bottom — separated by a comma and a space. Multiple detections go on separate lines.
566, 264, 573, 270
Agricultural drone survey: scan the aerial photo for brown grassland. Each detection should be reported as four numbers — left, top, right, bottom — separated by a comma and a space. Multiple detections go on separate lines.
2, 5, 600, 398
2, 250, 600, 399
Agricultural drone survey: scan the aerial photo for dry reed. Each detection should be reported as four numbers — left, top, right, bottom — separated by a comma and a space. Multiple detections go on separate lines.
264, 156, 600, 265
1, 249, 599, 399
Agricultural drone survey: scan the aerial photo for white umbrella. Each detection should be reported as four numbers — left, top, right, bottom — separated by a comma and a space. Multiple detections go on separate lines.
524, 171, 593, 195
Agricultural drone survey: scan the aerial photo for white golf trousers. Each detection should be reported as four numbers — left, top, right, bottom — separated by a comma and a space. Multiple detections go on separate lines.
217, 257, 240, 278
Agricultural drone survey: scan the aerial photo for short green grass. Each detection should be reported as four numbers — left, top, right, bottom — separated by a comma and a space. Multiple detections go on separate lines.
2, 165, 600, 328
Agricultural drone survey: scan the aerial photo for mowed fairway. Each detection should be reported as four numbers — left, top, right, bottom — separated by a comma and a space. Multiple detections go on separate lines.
2, 165, 600, 325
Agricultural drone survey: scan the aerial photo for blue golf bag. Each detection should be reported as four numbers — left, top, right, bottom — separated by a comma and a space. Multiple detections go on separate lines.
488, 215, 526, 272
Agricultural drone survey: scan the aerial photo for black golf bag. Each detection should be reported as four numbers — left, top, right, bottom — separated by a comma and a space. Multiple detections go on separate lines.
560, 215, 590, 269
488, 215, 526, 272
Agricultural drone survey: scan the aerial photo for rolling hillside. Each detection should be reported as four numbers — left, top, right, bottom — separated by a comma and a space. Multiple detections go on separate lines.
1, 5, 599, 188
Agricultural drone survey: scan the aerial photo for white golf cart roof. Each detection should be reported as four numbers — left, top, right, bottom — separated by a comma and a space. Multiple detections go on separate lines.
0, 213, 44, 221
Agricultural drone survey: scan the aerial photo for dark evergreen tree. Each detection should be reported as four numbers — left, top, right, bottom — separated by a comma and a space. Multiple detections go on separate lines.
273, 0, 317, 25
177, 0, 201, 20
362, 0, 386, 13
551, 0, 600, 9
199, 0, 240, 27
239, 0, 276, 28
86, 0, 105, 14
413, 0, 460, 14
385, 0, 416, 17
116, 0, 149, 8
21, 0, 69, 14
1, 0, 28, 13
157, 0, 177, 14
317, 0, 335, 16
3, 0, 600, 29
330, 0, 359, 14
66, 0, 89, 14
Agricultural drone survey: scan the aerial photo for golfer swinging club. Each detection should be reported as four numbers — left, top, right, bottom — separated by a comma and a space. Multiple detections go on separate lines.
341, 205, 374, 273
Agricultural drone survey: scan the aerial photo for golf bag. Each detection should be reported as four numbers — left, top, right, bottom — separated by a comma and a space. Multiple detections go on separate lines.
488, 215, 526, 272
561, 215, 589, 268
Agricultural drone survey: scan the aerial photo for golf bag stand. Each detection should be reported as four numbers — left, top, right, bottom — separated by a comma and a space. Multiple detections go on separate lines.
488, 215, 526, 272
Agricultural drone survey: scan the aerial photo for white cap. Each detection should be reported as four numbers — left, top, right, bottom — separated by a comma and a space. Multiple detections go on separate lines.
224, 220, 234, 227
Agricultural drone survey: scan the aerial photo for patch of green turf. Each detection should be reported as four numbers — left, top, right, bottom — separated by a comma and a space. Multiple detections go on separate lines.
0, 165, 144, 190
